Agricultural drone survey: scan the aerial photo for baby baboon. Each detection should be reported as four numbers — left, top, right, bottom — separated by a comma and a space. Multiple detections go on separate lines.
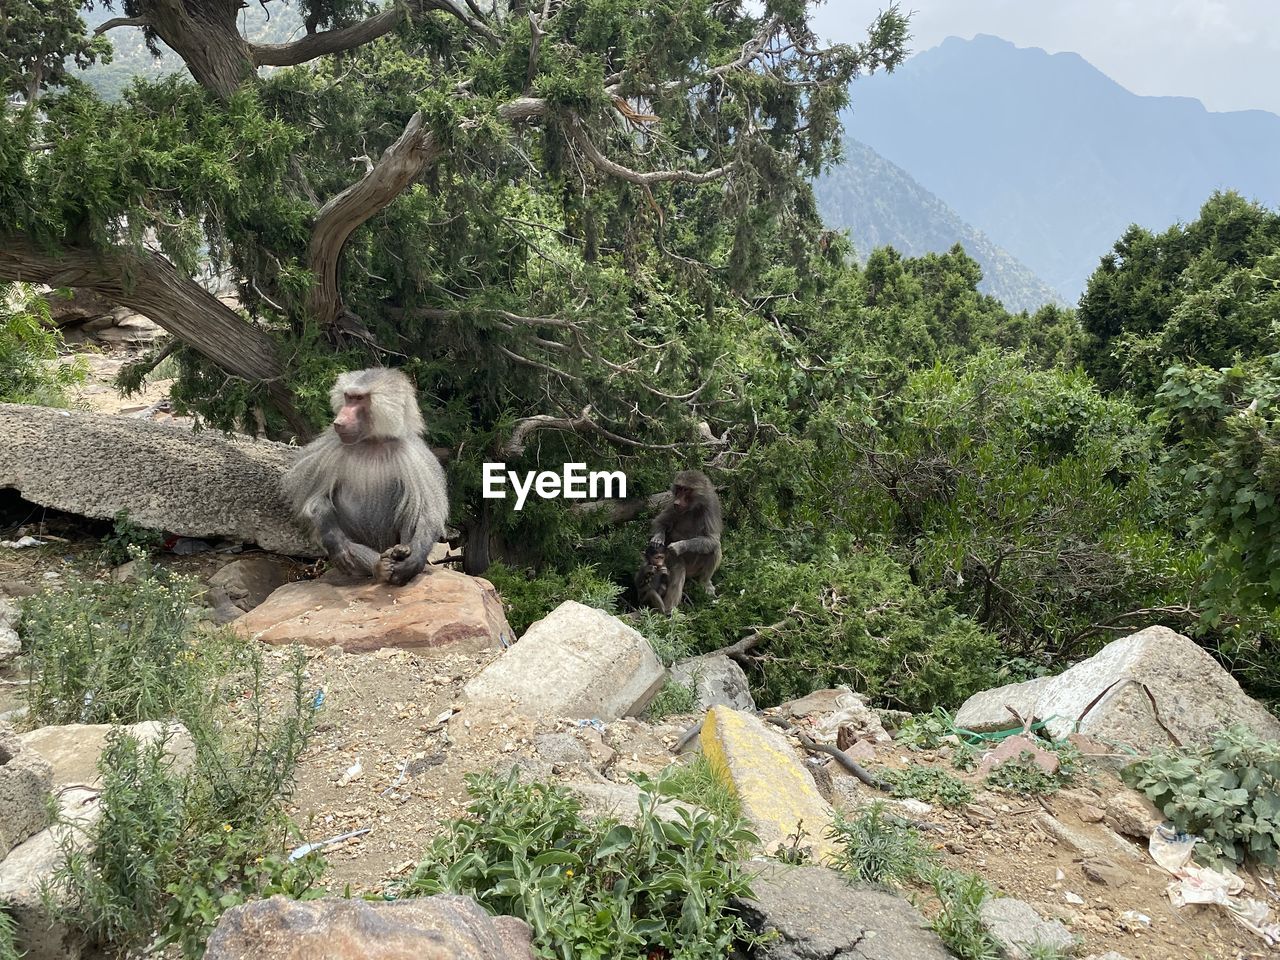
283, 368, 448, 585
635, 541, 672, 613
644, 469, 722, 613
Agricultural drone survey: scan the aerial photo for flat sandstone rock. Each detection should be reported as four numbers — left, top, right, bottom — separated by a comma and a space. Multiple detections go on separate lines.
233, 570, 512, 654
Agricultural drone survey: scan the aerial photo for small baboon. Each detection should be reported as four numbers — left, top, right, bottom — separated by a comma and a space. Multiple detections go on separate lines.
643, 469, 722, 613
283, 368, 448, 585
635, 541, 672, 613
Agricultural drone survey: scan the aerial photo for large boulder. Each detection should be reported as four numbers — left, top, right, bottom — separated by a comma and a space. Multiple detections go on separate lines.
955, 626, 1280, 751
204, 894, 535, 960
978, 897, 1076, 960
464, 601, 664, 720
206, 556, 298, 624
736, 863, 953, 960
234, 570, 513, 654
18, 720, 193, 788
0, 403, 313, 555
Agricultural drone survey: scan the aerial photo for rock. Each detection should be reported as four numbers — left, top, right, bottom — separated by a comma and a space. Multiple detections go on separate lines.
0, 788, 99, 960
1078, 804, 1106, 823
955, 626, 1280, 751
0, 726, 53, 859
45, 288, 116, 327
207, 556, 296, 623
779, 687, 892, 745
670, 653, 756, 712
464, 602, 664, 720
1083, 953, 1132, 960
19, 720, 193, 789
532, 731, 615, 776
234, 570, 512, 655
975, 733, 1061, 778
979, 897, 1077, 960
0, 403, 315, 555
1080, 856, 1131, 887
701, 706, 839, 862
954, 676, 1054, 733
563, 780, 697, 826
736, 863, 953, 960
1104, 788, 1164, 839
0, 597, 19, 663
203, 894, 535, 960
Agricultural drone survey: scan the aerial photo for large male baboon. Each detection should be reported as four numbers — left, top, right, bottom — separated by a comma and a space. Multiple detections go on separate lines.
642, 469, 722, 613
283, 368, 448, 585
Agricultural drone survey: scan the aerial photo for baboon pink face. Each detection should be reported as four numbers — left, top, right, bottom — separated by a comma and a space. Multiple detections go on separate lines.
333, 389, 372, 444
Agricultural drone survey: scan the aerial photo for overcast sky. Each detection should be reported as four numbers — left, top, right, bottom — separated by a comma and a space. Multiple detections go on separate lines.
811, 0, 1280, 116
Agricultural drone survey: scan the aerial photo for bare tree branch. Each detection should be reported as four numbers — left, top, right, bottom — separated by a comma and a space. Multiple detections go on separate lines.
93, 16, 150, 34
566, 115, 733, 185
503, 406, 597, 457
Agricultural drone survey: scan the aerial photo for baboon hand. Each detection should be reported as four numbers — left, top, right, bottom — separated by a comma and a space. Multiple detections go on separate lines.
666, 540, 685, 557
377, 544, 417, 585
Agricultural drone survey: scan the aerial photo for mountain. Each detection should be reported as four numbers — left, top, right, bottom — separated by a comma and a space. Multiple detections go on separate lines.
815, 137, 1062, 313
842, 34, 1280, 302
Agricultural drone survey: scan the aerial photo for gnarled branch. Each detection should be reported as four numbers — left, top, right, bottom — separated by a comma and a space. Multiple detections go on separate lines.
93, 15, 150, 34
566, 115, 733, 185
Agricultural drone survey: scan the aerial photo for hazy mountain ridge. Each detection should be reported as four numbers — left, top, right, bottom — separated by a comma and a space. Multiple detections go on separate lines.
843, 33, 1280, 301
815, 137, 1063, 313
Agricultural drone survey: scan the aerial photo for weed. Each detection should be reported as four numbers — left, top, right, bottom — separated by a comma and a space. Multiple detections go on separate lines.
896, 707, 956, 750
101, 511, 165, 566
645, 676, 698, 721
405, 769, 761, 960
1124, 724, 1280, 867
929, 870, 1001, 960
658, 754, 742, 822
886, 764, 975, 808
0, 908, 18, 960
828, 801, 935, 887
985, 741, 1080, 797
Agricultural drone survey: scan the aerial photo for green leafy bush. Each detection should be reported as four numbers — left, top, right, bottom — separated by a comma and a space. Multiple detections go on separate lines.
484, 562, 624, 635
0, 283, 86, 406
828, 801, 935, 887
645, 677, 698, 721
1122, 725, 1280, 867
404, 770, 760, 959
21, 552, 213, 725
100, 510, 166, 566
887, 765, 975, 808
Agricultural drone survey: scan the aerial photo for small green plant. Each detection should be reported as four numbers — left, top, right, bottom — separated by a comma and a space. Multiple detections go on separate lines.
645, 677, 698, 721
404, 769, 761, 959
101, 511, 166, 565
1123, 724, 1280, 867
886, 764, 975, 808
0, 283, 87, 407
896, 707, 956, 750
1024, 943, 1075, 960
828, 801, 935, 887
929, 871, 1001, 960
21, 552, 212, 726
985, 741, 1080, 796
0, 907, 19, 960
658, 754, 741, 822
485, 562, 624, 634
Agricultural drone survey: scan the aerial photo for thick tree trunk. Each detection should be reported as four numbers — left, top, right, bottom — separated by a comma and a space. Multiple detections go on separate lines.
0, 236, 310, 437
138, 0, 254, 99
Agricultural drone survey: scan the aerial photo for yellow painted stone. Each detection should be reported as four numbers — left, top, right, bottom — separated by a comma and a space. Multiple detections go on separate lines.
700, 705, 839, 863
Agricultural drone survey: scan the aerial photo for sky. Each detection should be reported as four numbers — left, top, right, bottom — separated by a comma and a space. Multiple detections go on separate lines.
811, 0, 1280, 116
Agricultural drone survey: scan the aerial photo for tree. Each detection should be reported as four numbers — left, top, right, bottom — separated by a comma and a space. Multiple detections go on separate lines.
2, 0, 908, 447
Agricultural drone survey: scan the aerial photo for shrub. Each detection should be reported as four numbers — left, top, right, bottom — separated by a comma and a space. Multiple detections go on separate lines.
659, 755, 741, 823
0, 908, 18, 960
1122, 725, 1280, 867
828, 801, 935, 887
21, 552, 214, 726
0, 283, 86, 406
645, 677, 698, 721
484, 562, 623, 635
984, 742, 1080, 797
404, 770, 761, 959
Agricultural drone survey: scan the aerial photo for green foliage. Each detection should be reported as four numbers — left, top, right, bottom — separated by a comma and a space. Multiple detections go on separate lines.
404, 770, 761, 960
928, 872, 1002, 960
1122, 725, 1280, 868
21, 553, 214, 726
895, 708, 957, 750
658, 755, 741, 823
0, 284, 86, 406
645, 678, 698, 722
1080, 191, 1280, 397
100, 510, 165, 566
0, 908, 17, 960
484, 562, 623, 635
984, 741, 1080, 797
52, 676, 321, 958
828, 801, 935, 887
886, 765, 974, 808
